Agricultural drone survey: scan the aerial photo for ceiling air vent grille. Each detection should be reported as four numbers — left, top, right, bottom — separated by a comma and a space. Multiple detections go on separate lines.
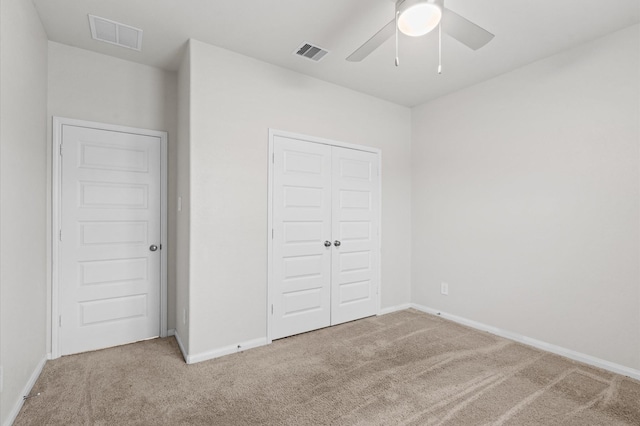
88, 15, 143, 51
294, 42, 329, 62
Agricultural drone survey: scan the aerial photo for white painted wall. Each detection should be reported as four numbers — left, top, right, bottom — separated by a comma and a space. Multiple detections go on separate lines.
186, 39, 412, 356
175, 43, 191, 353
4, 6, 633, 404
46, 42, 178, 338
411, 24, 640, 370
0, 0, 48, 423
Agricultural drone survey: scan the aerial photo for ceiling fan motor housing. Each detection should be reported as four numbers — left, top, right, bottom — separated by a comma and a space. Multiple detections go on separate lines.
396, 0, 444, 37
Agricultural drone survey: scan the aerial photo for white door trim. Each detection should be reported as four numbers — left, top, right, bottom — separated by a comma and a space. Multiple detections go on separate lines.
267, 129, 382, 344
51, 117, 168, 359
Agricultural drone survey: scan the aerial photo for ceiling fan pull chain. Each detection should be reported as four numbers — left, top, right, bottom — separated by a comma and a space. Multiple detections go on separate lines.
438, 22, 442, 74
395, 10, 400, 66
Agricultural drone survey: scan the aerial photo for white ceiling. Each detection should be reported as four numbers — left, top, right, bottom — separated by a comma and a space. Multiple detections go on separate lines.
32, 0, 639, 107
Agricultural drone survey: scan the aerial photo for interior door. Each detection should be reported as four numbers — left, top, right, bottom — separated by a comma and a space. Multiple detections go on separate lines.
59, 124, 161, 355
331, 147, 379, 325
271, 136, 333, 340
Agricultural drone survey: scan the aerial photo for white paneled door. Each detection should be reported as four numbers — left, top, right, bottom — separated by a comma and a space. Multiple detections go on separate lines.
59, 124, 162, 356
272, 137, 333, 339
331, 147, 379, 325
271, 134, 379, 340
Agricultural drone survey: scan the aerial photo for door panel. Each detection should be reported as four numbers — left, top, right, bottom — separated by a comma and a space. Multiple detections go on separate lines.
272, 136, 332, 339
331, 148, 379, 325
59, 125, 161, 355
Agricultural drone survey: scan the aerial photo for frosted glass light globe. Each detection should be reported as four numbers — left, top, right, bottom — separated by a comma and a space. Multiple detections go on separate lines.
397, 1, 442, 37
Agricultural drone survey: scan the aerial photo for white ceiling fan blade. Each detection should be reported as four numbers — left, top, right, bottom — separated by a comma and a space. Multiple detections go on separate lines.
442, 8, 494, 50
346, 19, 396, 62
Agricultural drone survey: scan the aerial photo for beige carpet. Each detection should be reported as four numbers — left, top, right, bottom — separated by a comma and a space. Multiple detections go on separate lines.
15, 309, 640, 425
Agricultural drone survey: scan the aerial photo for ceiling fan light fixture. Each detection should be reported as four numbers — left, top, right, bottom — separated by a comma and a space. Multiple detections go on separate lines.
397, 0, 443, 37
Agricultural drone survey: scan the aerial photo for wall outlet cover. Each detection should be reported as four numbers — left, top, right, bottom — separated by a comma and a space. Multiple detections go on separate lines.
441, 282, 449, 295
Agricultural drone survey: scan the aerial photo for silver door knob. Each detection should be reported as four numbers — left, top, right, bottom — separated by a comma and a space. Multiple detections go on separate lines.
324, 241, 331, 247
334, 240, 341, 247
149, 245, 158, 252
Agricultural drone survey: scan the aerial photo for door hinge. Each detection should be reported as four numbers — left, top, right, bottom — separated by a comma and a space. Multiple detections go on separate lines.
58, 315, 62, 327
59, 229, 62, 241
59, 144, 63, 156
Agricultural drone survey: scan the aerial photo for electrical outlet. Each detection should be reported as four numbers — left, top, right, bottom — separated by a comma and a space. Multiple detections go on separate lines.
441, 282, 449, 295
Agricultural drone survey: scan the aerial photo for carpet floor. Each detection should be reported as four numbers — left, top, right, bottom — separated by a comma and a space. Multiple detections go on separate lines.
15, 309, 640, 425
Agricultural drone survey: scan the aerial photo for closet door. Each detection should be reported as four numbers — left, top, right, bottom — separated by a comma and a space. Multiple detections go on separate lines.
271, 136, 332, 339
331, 147, 379, 325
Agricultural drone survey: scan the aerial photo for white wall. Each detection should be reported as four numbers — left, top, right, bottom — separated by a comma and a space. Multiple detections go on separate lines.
0, 0, 48, 423
186, 39, 412, 356
46, 42, 179, 337
175, 43, 191, 353
411, 24, 640, 370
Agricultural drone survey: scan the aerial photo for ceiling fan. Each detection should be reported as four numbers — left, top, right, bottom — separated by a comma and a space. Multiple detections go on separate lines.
347, 0, 494, 71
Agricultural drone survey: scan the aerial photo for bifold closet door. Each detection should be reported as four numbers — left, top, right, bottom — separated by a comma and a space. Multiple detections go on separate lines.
272, 136, 333, 340
271, 136, 379, 340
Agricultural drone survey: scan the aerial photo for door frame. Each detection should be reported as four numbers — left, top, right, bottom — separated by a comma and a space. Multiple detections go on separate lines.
267, 129, 382, 343
51, 117, 168, 359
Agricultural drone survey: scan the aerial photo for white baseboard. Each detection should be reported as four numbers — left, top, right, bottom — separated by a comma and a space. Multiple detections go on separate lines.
186, 337, 268, 365
173, 331, 188, 363
379, 303, 412, 316
3, 356, 47, 426
410, 303, 640, 381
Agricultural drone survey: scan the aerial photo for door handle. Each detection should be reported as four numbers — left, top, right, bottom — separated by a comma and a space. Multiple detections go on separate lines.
334, 240, 341, 247
149, 244, 158, 252
324, 241, 332, 247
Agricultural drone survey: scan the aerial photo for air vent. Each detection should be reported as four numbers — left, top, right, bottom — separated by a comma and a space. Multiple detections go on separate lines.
293, 42, 329, 62
88, 15, 143, 51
